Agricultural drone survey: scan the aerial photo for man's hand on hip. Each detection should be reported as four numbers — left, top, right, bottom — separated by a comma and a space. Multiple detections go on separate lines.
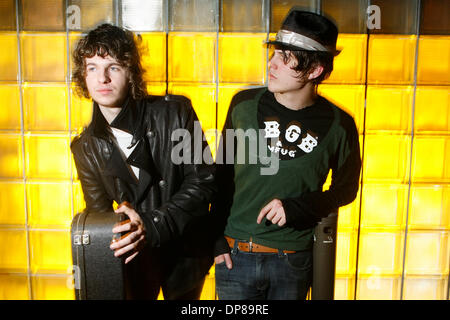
215, 253, 233, 270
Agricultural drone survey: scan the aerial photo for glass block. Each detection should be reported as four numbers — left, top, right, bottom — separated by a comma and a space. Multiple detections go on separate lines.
357, 231, 404, 275
26, 181, 73, 228
23, 83, 68, 131
360, 183, 408, 230
217, 84, 251, 132
403, 276, 448, 300
0, 181, 26, 225
0, 84, 21, 130
365, 85, 413, 134
358, 135, 363, 159
0, 274, 29, 300
71, 144, 79, 180
334, 276, 355, 300
317, 84, 365, 134
219, 33, 266, 84
411, 136, 450, 183
356, 276, 401, 300
68, 32, 82, 79
323, 34, 367, 84
322, 0, 367, 34
369, 0, 418, 34
146, 82, 167, 96
417, 36, 450, 85
199, 273, 216, 300
404, 231, 449, 275
322, 169, 332, 190
140, 32, 166, 82
409, 184, 450, 230
414, 86, 450, 134
337, 187, 360, 230
221, 0, 266, 32
24, 134, 71, 179
168, 83, 217, 158
367, 35, 416, 85
363, 134, 411, 183
29, 230, 72, 273
21, 33, 67, 82
420, 0, 450, 35
0, 229, 28, 272
169, 0, 217, 32
0, 133, 23, 178
67, 0, 114, 31
121, 0, 164, 31
168, 32, 216, 82
0, 33, 18, 81
270, 0, 318, 32
209, 262, 216, 277
21, 0, 65, 31
70, 84, 92, 131
0, 0, 16, 30
31, 275, 75, 300
72, 180, 85, 215
157, 288, 163, 300
168, 83, 217, 146
335, 230, 357, 275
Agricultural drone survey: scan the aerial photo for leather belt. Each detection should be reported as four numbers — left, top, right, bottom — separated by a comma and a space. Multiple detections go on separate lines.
225, 236, 296, 254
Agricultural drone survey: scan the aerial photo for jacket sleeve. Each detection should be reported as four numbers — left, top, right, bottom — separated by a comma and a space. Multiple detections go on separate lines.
281, 114, 361, 230
71, 136, 113, 213
143, 97, 217, 247
209, 95, 239, 257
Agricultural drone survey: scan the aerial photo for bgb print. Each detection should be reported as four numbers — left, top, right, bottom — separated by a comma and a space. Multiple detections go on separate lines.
297, 132, 318, 153
264, 120, 281, 138
263, 120, 319, 157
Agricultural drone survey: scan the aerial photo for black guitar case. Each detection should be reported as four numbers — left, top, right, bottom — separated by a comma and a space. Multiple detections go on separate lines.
71, 210, 126, 300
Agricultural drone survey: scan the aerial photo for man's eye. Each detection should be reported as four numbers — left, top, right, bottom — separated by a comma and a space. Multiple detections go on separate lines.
87, 67, 96, 72
110, 66, 120, 71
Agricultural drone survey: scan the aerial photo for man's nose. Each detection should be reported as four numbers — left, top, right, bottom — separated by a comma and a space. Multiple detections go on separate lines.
268, 57, 277, 70
98, 70, 111, 83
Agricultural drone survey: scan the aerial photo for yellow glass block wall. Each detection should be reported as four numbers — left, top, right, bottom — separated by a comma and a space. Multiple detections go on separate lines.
0, 0, 448, 300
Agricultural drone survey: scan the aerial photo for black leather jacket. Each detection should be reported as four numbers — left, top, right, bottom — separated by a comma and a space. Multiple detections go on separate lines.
71, 94, 216, 297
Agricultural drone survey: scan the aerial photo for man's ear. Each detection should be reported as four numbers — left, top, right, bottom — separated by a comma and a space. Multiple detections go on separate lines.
307, 65, 324, 80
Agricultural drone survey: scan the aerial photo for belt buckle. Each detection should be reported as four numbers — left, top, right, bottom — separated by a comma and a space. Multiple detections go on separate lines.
248, 238, 253, 253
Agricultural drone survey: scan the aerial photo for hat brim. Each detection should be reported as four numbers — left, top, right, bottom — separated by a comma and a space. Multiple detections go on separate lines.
266, 40, 341, 56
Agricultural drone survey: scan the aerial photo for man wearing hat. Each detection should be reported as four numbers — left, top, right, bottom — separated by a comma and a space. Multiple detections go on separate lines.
212, 9, 361, 300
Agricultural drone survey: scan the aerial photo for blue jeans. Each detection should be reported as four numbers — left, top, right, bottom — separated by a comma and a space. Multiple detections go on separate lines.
215, 242, 313, 300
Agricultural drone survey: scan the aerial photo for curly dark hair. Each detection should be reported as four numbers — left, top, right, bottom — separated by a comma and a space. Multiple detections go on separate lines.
273, 46, 334, 85
72, 23, 147, 100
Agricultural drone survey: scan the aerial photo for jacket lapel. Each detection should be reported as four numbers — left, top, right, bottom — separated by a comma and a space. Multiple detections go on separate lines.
104, 144, 138, 187
127, 137, 160, 204
90, 97, 160, 206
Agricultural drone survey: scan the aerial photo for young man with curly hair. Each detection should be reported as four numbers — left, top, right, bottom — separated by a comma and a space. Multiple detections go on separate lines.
212, 9, 361, 300
71, 24, 216, 299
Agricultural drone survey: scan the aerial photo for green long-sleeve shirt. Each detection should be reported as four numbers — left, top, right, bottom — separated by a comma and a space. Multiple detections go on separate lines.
214, 87, 361, 253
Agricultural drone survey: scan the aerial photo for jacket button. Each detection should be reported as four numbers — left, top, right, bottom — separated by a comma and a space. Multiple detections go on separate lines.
153, 216, 160, 223
147, 130, 154, 138
159, 180, 166, 187
164, 95, 170, 101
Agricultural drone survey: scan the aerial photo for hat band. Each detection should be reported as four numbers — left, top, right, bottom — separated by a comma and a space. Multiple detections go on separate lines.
275, 29, 330, 52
